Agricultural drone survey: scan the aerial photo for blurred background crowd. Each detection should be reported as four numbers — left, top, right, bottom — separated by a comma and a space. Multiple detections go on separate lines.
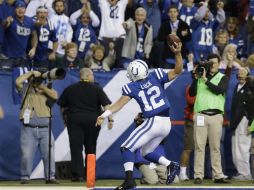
0, 0, 253, 72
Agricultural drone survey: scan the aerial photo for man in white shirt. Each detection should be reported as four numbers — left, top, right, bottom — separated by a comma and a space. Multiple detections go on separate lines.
49, 0, 73, 57
98, 0, 130, 68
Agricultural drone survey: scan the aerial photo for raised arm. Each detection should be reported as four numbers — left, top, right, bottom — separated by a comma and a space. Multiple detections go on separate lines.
168, 42, 183, 80
2, 16, 13, 29
70, 9, 82, 25
37, 84, 58, 100
15, 71, 41, 91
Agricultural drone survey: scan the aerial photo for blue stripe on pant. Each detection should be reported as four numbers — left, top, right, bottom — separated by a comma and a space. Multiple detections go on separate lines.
121, 118, 151, 148
124, 117, 155, 151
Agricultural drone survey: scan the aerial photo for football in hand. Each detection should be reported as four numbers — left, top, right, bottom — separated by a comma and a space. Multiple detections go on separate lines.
167, 34, 181, 48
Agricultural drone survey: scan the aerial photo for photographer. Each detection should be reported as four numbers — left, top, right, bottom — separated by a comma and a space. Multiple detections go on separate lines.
189, 53, 229, 184
16, 70, 58, 184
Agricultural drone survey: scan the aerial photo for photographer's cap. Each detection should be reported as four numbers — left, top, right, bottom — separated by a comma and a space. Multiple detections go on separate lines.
15, 1, 26, 8
36, 5, 48, 13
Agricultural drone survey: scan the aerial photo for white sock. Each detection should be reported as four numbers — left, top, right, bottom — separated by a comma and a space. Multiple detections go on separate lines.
123, 162, 134, 171
180, 167, 187, 174
158, 156, 171, 166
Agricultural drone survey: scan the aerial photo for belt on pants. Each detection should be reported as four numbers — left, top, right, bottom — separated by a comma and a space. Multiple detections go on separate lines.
24, 124, 48, 128
199, 111, 221, 116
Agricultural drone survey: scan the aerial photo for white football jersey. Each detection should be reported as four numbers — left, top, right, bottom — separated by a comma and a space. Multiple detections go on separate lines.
98, 0, 127, 39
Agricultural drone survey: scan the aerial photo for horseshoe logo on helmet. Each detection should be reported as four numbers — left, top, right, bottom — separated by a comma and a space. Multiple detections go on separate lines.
131, 67, 139, 76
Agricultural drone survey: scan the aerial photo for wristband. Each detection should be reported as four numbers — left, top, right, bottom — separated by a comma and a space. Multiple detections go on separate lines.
101, 110, 112, 118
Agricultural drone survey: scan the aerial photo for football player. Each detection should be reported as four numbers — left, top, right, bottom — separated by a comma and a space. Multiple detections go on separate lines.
96, 42, 183, 190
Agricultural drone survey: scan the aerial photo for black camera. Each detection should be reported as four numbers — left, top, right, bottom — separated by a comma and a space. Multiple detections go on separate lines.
32, 76, 44, 85
32, 68, 66, 85
195, 61, 213, 77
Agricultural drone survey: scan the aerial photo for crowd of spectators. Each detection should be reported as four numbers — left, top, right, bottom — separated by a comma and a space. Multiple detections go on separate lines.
0, 0, 254, 71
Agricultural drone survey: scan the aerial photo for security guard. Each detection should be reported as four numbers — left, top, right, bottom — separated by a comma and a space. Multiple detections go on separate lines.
57, 68, 112, 181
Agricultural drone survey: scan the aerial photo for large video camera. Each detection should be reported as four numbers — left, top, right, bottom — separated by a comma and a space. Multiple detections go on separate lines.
195, 60, 213, 77
32, 68, 66, 85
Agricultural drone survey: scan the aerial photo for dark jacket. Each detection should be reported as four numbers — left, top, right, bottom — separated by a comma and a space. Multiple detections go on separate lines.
230, 82, 251, 131
157, 18, 191, 60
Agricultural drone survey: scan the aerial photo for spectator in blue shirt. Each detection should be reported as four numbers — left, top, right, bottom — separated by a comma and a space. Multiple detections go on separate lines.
70, 0, 99, 60
0, 0, 16, 54
1, 1, 37, 68
190, 1, 225, 62
34, 5, 58, 70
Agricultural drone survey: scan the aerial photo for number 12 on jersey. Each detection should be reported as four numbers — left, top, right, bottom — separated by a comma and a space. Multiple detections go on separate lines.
138, 86, 165, 111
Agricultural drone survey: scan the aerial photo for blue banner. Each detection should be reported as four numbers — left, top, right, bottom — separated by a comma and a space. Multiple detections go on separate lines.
0, 69, 253, 180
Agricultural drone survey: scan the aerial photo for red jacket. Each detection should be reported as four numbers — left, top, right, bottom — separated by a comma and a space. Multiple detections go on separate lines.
184, 85, 196, 121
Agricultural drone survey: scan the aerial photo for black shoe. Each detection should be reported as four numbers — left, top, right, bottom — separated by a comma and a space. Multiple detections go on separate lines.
45, 179, 59, 184
214, 178, 231, 184
20, 179, 29, 184
71, 177, 84, 182
115, 179, 136, 190
194, 178, 202, 184
166, 161, 180, 184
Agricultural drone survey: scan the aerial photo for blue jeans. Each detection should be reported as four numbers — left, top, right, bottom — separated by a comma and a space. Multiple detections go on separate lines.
20, 126, 55, 180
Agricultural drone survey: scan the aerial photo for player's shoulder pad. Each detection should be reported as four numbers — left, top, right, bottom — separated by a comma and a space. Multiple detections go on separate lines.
122, 83, 132, 95
153, 68, 165, 80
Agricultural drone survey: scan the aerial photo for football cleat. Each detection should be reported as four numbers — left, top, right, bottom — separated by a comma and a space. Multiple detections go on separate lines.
115, 179, 136, 190
166, 161, 180, 184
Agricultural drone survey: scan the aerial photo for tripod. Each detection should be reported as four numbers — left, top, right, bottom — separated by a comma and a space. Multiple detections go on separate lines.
46, 81, 56, 183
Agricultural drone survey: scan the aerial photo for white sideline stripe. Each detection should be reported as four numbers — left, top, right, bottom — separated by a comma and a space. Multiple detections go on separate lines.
94, 187, 254, 189
0, 188, 90, 190
0, 187, 254, 190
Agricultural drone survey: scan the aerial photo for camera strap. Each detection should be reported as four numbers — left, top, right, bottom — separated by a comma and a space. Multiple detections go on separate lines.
20, 80, 32, 111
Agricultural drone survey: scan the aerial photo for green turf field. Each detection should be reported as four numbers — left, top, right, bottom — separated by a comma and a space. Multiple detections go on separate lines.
0, 179, 253, 187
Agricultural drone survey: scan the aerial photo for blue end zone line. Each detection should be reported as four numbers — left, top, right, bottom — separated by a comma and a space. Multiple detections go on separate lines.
93, 187, 254, 190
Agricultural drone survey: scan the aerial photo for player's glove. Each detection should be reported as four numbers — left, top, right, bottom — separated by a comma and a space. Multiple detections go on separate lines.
134, 112, 145, 127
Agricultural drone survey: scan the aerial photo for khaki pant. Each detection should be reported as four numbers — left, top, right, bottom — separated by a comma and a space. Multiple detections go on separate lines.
139, 164, 167, 184
193, 113, 224, 179
232, 116, 251, 176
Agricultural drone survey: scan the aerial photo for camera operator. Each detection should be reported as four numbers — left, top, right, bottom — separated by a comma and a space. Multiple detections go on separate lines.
189, 53, 229, 184
16, 70, 58, 184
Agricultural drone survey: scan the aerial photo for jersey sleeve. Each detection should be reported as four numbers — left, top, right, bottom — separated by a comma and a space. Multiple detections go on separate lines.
121, 84, 133, 97
151, 68, 169, 84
